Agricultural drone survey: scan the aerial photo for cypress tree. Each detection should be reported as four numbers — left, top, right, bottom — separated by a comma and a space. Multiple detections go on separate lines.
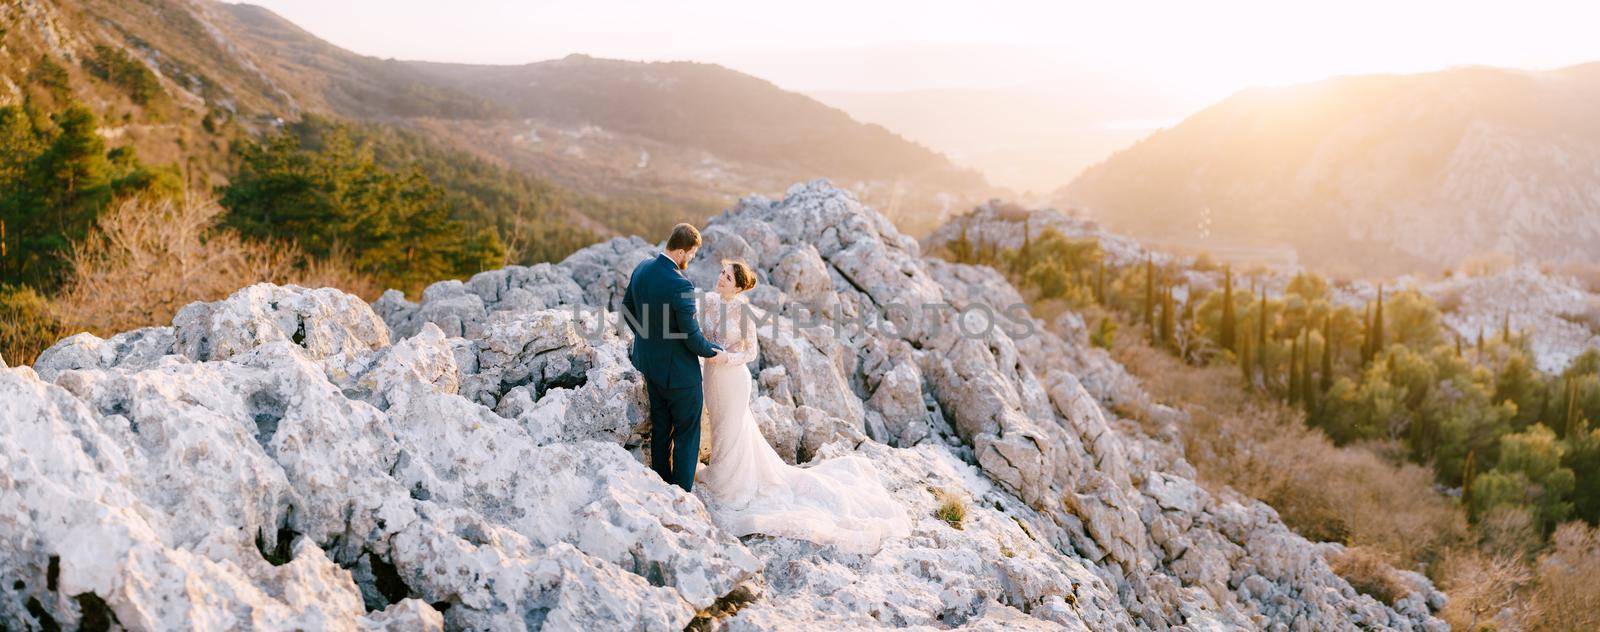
1320, 315, 1334, 393
1144, 255, 1155, 327
1256, 288, 1267, 375
1568, 377, 1583, 438
1462, 449, 1477, 514
1361, 303, 1374, 366
1239, 335, 1253, 385
1221, 266, 1236, 353
952, 223, 972, 262
1289, 334, 1300, 404
1182, 286, 1196, 336
1093, 261, 1105, 304
1372, 284, 1385, 356
1160, 284, 1177, 350
1502, 312, 1511, 344
1301, 329, 1316, 411
1455, 333, 1462, 358
1019, 216, 1032, 273
1476, 325, 1485, 360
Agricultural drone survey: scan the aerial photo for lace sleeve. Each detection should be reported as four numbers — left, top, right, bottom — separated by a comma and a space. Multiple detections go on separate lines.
723, 302, 759, 365
697, 292, 720, 345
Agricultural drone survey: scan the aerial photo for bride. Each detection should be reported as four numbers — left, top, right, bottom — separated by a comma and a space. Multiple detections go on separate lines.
694, 260, 911, 553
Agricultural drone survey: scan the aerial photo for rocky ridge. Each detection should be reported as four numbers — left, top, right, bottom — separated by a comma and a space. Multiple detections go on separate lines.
4, 181, 1444, 630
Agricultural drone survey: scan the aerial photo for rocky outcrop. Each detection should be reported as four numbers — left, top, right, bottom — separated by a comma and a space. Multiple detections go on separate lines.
8, 180, 1444, 630
1423, 264, 1600, 373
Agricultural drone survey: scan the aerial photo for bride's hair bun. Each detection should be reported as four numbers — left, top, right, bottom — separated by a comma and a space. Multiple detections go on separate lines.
724, 260, 757, 292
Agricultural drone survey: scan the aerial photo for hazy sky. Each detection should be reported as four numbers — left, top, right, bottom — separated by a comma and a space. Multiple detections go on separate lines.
247, 0, 1600, 103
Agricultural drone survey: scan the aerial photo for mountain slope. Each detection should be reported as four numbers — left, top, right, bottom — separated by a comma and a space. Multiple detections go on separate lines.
406, 55, 986, 189
5, 181, 1444, 629
1063, 64, 1600, 276
205, 4, 993, 230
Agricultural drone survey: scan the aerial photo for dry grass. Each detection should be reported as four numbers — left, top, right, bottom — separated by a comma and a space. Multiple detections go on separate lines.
54, 195, 378, 337
932, 488, 967, 530
1330, 546, 1410, 606
1111, 334, 1468, 571
1524, 522, 1600, 631
0, 284, 69, 366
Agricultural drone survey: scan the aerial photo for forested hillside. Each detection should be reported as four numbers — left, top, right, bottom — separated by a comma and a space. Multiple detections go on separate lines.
929, 205, 1600, 629
0, 0, 650, 364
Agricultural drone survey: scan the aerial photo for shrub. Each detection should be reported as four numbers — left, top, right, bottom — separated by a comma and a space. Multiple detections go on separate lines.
1524, 522, 1600, 631
1112, 333, 1468, 570
0, 283, 67, 366
933, 489, 966, 530
55, 195, 376, 336
1090, 316, 1118, 350
1438, 549, 1531, 631
1329, 546, 1409, 605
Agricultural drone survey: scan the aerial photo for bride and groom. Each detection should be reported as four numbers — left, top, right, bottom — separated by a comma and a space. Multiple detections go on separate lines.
621, 224, 910, 553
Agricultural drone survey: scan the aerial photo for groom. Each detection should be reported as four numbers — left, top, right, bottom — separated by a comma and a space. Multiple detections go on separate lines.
621, 223, 725, 492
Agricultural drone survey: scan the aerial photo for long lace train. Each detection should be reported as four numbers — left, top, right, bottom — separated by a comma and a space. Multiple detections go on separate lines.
693, 293, 910, 553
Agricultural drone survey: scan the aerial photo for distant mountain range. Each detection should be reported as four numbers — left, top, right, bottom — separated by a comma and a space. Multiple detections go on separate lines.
0, 0, 994, 236
1061, 64, 1600, 277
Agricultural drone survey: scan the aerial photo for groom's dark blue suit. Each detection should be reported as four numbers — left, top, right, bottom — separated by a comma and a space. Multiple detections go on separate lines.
621, 253, 722, 491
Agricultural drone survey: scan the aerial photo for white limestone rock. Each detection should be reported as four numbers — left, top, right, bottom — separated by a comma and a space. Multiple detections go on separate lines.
33, 326, 177, 381
173, 283, 389, 362
0, 180, 1446, 632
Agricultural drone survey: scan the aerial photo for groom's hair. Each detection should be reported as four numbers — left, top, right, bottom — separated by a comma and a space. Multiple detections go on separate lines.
665, 223, 701, 252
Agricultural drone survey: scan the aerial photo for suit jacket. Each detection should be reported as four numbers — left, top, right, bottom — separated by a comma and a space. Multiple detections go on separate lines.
621, 253, 721, 388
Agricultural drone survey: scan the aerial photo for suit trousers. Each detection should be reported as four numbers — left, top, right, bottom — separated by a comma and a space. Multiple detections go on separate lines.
645, 377, 703, 492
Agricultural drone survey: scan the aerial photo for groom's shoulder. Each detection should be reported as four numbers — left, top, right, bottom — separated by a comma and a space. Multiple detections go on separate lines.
630, 255, 659, 277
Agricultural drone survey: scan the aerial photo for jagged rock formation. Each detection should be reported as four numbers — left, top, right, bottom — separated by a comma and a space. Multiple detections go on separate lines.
5, 181, 1445, 630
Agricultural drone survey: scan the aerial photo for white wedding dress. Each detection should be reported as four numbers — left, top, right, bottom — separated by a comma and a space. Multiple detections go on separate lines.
694, 292, 911, 553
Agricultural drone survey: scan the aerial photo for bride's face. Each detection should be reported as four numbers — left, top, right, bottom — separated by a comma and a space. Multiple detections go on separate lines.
715, 264, 738, 294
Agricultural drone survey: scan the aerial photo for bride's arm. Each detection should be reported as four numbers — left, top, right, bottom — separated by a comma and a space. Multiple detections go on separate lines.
723, 305, 760, 366
699, 292, 728, 364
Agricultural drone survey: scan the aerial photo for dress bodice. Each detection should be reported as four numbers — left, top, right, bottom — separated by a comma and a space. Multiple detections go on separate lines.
700, 293, 758, 366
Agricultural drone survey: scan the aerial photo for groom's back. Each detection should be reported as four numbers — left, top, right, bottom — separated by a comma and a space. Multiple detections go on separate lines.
627, 256, 677, 339
623, 255, 698, 387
